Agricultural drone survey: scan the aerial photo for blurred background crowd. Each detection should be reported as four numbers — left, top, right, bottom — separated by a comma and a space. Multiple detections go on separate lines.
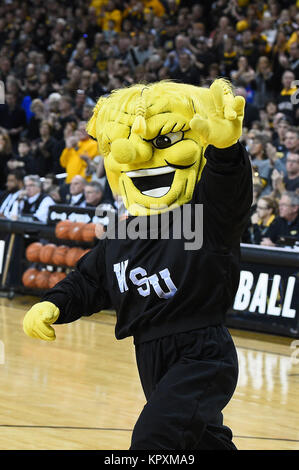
0, 0, 298, 247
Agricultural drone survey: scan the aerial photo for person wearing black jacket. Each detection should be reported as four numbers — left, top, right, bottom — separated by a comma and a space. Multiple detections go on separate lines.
62, 174, 86, 207
249, 195, 278, 245
32, 121, 63, 176
261, 191, 299, 246
7, 138, 38, 175
170, 53, 201, 85
23, 79, 252, 450
0, 168, 25, 219
18, 174, 55, 224
0, 92, 27, 152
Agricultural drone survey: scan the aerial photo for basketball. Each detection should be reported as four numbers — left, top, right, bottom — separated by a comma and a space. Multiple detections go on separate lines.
39, 244, 56, 265
52, 245, 69, 266
65, 247, 82, 267
22, 268, 39, 288
35, 270, 51, 289
55, 220, 72, 239
68, 222, 85, 241
48, 272, 66, 289
81, 223, 96, 242
81, 249, 91, 257
25, 242, 43, 263
75, 248, 86, 263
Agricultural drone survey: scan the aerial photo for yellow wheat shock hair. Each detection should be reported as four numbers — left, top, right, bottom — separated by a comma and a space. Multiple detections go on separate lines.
86, 79, 245, 216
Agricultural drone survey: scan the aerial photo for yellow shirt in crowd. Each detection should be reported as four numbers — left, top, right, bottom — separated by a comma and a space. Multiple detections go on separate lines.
60, 138, 99, 184
90, 0, 166, 30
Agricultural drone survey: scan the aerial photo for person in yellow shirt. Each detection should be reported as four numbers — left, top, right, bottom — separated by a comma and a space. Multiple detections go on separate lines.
250, 195, 278, 244
287, 30, 299, 53
142, 0, 165, 17
90, 0, 108, 16
98, 0, 122, 32
60, 121, 99, 184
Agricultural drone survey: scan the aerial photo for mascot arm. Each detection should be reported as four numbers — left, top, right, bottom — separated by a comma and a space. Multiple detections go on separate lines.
190, 79, 252, 248
196, 141, 253, 249
23, 242, 110, 341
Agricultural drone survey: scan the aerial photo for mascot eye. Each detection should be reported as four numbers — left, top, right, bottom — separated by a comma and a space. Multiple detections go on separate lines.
152, 131, 184, 149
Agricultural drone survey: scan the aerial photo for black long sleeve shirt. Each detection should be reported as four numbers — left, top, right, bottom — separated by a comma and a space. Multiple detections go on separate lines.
42, 142, 253, 344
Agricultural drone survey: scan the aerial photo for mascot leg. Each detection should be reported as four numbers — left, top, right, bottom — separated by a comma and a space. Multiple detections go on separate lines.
130, 326, 238, 450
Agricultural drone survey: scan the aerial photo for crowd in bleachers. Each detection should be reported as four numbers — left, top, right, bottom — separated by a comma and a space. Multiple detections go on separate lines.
0, 0, 298, 245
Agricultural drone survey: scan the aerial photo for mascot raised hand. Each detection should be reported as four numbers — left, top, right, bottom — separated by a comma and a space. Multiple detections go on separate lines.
23, 79, 252, 450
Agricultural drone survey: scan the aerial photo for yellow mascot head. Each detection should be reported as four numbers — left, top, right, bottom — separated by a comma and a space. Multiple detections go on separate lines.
86, 80, 243, 216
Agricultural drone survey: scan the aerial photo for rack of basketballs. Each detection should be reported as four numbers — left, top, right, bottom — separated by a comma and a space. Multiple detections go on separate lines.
21, 220, 98, 292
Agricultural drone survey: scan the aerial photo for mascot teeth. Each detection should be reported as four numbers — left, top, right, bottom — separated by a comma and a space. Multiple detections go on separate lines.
126, 166, 175, 178
142, 187, 171, 197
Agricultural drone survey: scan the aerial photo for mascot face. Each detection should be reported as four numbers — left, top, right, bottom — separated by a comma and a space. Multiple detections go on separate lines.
87, 82, 208, 216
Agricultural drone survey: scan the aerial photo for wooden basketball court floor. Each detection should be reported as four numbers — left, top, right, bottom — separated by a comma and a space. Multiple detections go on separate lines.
0, 295, 298, 451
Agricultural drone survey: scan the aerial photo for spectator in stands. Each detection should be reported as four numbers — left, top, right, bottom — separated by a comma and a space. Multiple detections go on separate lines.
241, 170, 265, 244
219, 37, 238, 78
127, 31, 154, 70
74, 89, 92, 121
249, 133, 268, 162
0, 92, 27, 151
287, 41, 299, 79
252, 56, 276, 110
32, 120, 62, 176
83, 181, 104, 208
26, 98, 45, 141
0, 129, 14, 191
17, 175, 55, 224
235, 87, 260, 130
272, 114, 290, 152
82, 103, 95, 122
249, 195, 278, 245
271, 152, 299, 196
284, 152, 299, 192
0, 169, 25, 219
263, 100, 278, 130
283, 127, 299, 161
57, 95, 77, 137
187, 37, 215, 78
64, 175, 86, 207
261, 191, 299, 246
230, 56, 256, 88
277, 69, 298, 124
250, 137, 286, 197
59, 121, 99, 184
47, 186, 62, 204
210, 14, 232, 49
163, 34, 192, 74
39, 70, 55, 101
7, 138, 38, 175
99, 1, 123, 33
144, 0, 165, 18
42, 174, 60, 195
170, 53, 201, 85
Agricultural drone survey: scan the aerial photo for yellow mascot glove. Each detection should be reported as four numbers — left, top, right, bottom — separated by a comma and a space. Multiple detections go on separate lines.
190, 78, 245, 149
23, 301, 60, 341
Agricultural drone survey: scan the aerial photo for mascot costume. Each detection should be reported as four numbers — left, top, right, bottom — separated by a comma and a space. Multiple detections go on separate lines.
23, 78, 253, 450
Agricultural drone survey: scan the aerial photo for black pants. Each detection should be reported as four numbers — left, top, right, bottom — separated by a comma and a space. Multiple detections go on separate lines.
130, 325, 238, 450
